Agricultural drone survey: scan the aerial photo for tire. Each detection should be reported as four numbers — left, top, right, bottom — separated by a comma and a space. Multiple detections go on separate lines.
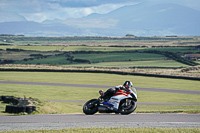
18, 106, 26, 113
32, 106, 36, 111
4, 96, 14, 103
12, 98, 20, 105
26, 106, 33, 114
83, 99, 99, 115
5, 105, 12, 113
12, 105, 19, 113
119, 99, 137, 115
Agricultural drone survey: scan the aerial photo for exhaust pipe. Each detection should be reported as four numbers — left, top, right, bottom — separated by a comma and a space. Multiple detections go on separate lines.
98, 106, 108, 112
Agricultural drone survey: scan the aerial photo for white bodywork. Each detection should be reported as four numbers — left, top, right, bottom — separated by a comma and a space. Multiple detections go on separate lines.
107, 87, 137, 109
108, 95, 130, 109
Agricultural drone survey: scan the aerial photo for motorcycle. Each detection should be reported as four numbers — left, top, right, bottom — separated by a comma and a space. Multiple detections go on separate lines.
83, 87, 137, 115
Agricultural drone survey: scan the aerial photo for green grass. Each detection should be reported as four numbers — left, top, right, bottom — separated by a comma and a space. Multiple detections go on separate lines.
0, 84, 100, 101
17, 55, 71, 64
145, 46, 198, 53
1, 45, 199, 67
0, 71, 199, 90
16, 45, 66, 51
62, 46, 144, 52
15, 46, 144, 52
137, 105, 200, 113
0, 45, 14, 50
64, 60, 188, 67
1, 84, 199, 103
1, 127, 200, 133
73, 53, 167, 62
0, 101, 83, 115
15, 52, 189, 67
0, 51, 61, 61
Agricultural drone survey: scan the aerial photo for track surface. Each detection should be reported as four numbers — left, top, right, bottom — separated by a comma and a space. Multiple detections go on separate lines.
0, 113, 200, 131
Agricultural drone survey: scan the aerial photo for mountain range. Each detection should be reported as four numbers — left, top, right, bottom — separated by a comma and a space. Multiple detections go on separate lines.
1, 3, 200, 37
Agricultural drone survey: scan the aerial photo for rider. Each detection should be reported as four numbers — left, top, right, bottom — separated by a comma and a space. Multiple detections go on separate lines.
99, 81, 133, 101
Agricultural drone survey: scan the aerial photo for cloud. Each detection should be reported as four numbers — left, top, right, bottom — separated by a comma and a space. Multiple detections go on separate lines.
0, 0, 138, 12
16, 0, 139, 22
50, 0, 138, 7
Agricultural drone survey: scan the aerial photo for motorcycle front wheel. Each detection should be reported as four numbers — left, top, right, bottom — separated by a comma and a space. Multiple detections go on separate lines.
118, 99, 137, 115
83, 99, 99, 115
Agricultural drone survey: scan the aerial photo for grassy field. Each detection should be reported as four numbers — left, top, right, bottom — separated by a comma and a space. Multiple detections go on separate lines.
1, 83, 199, 103
73, 53, 166, 62
1, 71, 199, 90
13, 46, 144, 52
1, 45, 199, 68
16, 45, 66, 51
1, 40, 199, 69
14, 52, 190, 68
64, 60, 188, 67
144, 46, 198, 53
1, 45, 198, 53
1, 128, 200, 133
17, 55, 72, 65
16, 52, 173, 66
0, 51, 61, 61
0, 71, 200, 114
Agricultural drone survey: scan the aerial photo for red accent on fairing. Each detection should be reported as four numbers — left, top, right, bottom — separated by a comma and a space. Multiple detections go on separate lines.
113, 89, 129, 97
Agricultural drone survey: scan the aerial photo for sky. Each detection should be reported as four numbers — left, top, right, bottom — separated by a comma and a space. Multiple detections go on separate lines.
0, 0, 200, 23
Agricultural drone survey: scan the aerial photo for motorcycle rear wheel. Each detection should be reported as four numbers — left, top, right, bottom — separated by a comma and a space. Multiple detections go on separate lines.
83, 99, 99, 115
119, 99, 137, 115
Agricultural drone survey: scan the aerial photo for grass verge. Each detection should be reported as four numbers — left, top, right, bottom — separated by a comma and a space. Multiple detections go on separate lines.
1, 128, 200, 133
0, 71, 200, 91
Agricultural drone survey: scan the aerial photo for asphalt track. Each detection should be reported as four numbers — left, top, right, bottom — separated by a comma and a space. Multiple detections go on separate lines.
0, 113, 200, 131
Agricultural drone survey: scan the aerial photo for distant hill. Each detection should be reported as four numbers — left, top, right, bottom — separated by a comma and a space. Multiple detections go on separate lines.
112, 3, 200, 36
0, 3, 200, 36
61, 3, 200, 36
0, 21, 84, 36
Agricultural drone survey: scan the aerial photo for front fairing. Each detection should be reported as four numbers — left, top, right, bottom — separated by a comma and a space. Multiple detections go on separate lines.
108, 95, 131, 109
130, 87, 137, 99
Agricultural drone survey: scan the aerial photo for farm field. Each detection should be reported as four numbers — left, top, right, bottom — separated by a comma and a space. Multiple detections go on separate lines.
64, 60, 188, 67
0, 45, 145, 51
16, 53, 169, 65
1, 36, 200, 68
1, 36, 200, 46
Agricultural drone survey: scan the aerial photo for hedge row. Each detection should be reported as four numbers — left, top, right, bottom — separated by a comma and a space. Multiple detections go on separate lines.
0, 68, 199, 81
1, 36, 193, 41
0, 96, 36, 114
